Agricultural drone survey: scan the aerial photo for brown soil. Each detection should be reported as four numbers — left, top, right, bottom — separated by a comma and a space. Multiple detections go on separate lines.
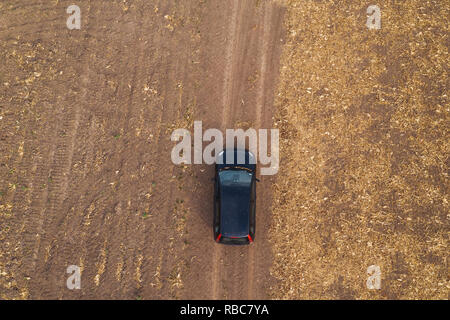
0, 0, 284, 299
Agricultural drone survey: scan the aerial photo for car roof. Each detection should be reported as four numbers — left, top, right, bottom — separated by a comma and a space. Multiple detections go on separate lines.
219, 170, 251, 237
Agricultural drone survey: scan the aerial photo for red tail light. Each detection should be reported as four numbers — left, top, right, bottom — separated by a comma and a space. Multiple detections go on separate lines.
248, 235, 253, 242
216, 234, 222, 242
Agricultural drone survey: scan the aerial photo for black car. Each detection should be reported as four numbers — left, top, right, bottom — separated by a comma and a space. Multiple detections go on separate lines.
213, 149, 257, 245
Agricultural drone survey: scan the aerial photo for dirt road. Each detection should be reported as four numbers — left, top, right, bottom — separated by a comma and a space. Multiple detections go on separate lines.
0, 0, 284, 299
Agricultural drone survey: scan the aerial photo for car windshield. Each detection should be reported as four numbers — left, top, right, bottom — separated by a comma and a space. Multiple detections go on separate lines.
218, 169, 252, 187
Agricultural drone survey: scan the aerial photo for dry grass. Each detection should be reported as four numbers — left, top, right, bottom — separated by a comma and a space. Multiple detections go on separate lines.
270, 0, 448, 299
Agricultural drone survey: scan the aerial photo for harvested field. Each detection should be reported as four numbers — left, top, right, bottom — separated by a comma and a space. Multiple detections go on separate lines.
270, 0, 449, 299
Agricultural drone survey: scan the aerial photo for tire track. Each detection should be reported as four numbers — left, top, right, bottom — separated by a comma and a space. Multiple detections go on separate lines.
248, 1, 273, 300
125, 0, 203, 299
0, 0, 53, 298
5, 0, 85, 298
249, 1, 285, 300
73, 1, 148, 298
98, 1, 146, 299
28, 0, 95, 299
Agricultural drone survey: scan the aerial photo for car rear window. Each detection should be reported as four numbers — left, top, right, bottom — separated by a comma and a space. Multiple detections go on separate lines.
218, 170, 252, 187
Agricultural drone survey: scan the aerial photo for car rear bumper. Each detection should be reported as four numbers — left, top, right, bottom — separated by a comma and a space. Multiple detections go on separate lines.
216, 235, 252, 245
